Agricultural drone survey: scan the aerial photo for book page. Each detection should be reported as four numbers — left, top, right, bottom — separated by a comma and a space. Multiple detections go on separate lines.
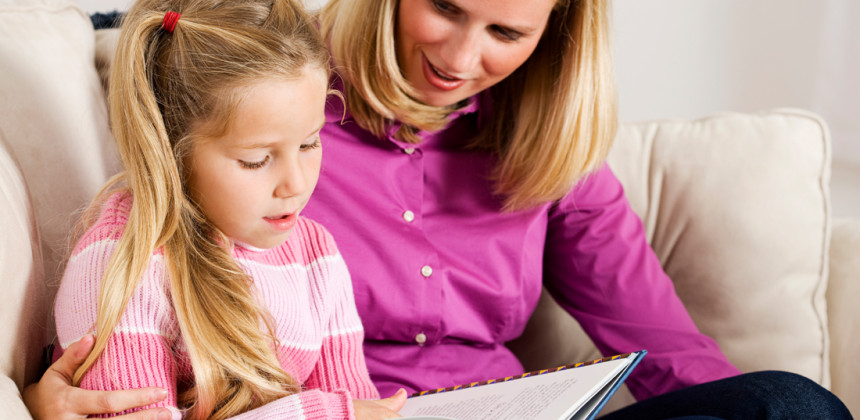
399, 357, 630, 420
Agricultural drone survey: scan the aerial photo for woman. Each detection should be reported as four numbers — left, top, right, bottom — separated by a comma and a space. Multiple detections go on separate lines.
25, 0, 850, 418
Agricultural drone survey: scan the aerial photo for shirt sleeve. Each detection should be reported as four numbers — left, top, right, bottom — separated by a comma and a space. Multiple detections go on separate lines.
542, 163, 742, 400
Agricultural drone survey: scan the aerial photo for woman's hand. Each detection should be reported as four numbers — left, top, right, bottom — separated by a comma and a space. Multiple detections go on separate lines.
22, 335, 171, 420
354, 388, 407, 419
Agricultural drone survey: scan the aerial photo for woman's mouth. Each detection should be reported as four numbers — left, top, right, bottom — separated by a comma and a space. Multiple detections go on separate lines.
422, 54, 466, 91
430, 63, 457, 81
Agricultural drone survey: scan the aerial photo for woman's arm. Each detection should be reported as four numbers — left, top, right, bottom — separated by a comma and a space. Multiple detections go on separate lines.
23, 335, 170, 420
543, 163, 742, 400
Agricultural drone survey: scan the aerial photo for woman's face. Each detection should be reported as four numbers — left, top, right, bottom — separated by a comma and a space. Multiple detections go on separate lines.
396, 0, 557, 107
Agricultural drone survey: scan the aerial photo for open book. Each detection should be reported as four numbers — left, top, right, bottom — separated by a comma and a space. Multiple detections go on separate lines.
398, 350, 646, 420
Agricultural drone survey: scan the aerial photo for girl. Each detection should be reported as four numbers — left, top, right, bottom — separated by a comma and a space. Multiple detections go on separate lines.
49, 0, 403, 418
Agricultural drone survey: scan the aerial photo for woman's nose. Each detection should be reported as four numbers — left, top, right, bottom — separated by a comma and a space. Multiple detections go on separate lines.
439, 27, 481, 74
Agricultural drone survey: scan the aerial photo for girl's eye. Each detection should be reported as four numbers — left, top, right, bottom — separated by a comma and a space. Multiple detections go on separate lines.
301, 138, 321, 151
490, 25, 522, 42
432, 0, 457, 15
239, 155, 270, 169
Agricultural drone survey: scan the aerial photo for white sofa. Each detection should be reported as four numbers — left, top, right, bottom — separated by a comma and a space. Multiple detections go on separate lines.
1, 1, 857, 417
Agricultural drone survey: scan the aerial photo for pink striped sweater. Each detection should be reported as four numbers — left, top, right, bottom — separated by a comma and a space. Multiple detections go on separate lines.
54, 193, 380, 419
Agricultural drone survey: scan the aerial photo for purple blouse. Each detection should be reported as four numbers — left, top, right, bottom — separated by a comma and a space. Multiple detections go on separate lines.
302, 89, 741, 401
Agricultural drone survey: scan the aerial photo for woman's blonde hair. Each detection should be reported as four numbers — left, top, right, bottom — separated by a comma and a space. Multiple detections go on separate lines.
320, 0, 617, 210
73, 0, 330, 418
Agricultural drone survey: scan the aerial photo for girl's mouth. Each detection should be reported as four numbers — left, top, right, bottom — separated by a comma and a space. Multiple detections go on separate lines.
264, 213, 297, 232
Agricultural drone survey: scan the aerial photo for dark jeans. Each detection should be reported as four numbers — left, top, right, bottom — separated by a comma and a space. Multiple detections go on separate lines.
600, 371, 852, 420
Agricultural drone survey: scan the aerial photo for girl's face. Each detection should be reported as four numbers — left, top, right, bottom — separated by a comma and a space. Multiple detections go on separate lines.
396, 0, 557, 107
187, 67, 327, 249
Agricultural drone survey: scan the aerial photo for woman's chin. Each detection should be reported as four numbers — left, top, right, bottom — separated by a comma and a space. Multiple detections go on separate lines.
415, 90, 469, 108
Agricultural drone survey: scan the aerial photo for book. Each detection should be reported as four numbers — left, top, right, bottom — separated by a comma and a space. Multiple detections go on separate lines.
398, 350, 646, 420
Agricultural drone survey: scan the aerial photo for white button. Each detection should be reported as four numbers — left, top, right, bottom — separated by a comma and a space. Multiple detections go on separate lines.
402, 210, 415, 222
421, 265, 433, 277
404, 148, 416, 155
415, 333, 427, 345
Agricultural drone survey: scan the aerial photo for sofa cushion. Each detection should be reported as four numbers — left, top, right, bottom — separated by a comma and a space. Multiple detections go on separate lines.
0, 133, 46, 390
0, 375, 32, 419
827, 218, 860, 414
608, 109, 831, 386
0, 0, 121, 346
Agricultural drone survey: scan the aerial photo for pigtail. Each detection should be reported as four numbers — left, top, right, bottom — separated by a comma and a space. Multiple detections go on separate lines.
73, 11, 183, 386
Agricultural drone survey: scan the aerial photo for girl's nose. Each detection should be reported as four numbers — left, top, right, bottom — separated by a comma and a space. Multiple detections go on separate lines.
273, 160, 306, 198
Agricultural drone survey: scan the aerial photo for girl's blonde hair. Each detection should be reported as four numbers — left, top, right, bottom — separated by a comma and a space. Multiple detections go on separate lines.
320, 0, 618, 210
73, 0, 330, 418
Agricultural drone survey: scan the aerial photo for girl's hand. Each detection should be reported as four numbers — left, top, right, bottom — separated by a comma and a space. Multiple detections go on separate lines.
22, 335, 171, 420
354, 388, 407, 419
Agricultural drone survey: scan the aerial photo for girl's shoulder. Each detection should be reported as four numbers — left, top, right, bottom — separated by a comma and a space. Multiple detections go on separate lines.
69, 191, 133, 257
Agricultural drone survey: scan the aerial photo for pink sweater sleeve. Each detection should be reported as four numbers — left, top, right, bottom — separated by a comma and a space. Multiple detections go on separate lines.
55, 229, 185, 417
54, 195, 378, 419
303, 252, 380, 400
56, 241, 364, 420
230, 233, 379, 419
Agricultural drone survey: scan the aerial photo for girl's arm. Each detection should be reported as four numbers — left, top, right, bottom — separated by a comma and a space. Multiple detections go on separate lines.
542, 163, 742, 401
225, 252, 387, 419
54, 233, 185, 418
23, 335, 171, 420
24, 335, 401, 420
304, 253, 379, 400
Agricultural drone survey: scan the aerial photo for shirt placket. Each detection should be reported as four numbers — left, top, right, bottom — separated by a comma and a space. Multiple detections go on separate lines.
390, 134, 443, 349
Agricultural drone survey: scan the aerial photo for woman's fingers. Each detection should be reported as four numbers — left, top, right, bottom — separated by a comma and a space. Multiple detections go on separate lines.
70, 386, 169, 415
48, 334, 95, 381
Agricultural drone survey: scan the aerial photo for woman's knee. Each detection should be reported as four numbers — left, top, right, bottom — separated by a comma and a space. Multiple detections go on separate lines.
738, 371, 850, 419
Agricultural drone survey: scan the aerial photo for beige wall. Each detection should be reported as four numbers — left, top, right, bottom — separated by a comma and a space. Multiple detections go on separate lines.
613, 0, 824, 123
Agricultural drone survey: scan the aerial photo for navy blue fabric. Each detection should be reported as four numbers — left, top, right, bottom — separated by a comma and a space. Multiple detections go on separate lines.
90, 11, 122, 29
601, 371, 852, 420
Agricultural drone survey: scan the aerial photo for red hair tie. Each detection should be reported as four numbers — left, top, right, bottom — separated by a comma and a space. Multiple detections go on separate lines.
161, 11, 181, 33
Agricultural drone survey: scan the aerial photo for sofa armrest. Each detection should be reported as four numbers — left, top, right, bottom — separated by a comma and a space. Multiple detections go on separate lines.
0, 375, 32, 420
827, 217, 860, 416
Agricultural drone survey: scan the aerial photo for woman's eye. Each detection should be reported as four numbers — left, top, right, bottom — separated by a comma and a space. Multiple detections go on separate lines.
239, 155, 270, 169
491, 25, 522, 42
432, 0, 457, 15
301, 138, 321, 151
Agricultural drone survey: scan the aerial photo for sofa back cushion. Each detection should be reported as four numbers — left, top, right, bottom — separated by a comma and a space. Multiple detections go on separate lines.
608, 109, 831, 386
0, 0, 121, 354
0, 135, 47, 389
